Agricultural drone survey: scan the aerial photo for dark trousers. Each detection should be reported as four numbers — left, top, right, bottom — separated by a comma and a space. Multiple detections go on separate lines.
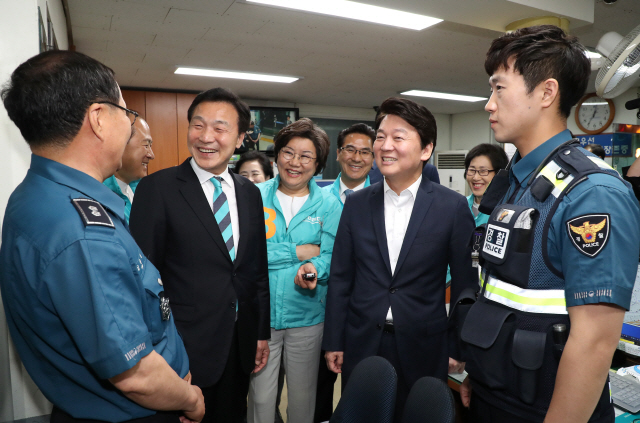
470, 393, 615, 423
376, 330, 409, 423
314, 350, 338, 423
51, 408, 180, 423
201, 324, 250, 423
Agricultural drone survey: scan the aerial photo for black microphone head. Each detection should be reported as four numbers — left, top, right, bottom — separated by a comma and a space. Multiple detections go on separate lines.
625, 97, 640, 111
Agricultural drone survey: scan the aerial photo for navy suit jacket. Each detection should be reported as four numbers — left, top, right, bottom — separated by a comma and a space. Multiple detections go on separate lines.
322, 176, 475, 386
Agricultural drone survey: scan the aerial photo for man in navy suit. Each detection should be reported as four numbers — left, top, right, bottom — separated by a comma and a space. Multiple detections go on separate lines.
323, 97, 476, 421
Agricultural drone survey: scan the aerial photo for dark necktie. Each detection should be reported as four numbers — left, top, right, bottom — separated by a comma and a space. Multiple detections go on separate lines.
210, 176, 235, 261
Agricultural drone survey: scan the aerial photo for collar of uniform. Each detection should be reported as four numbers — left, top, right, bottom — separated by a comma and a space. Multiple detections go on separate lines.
30, 154, 125, 219
510, 129, 573, 186
383, 174, 422, 199
189, 157, 235, 189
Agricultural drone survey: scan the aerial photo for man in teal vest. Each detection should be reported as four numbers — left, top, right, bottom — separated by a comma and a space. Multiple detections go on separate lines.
104, 117, 154, 222
323, 123, 375, 204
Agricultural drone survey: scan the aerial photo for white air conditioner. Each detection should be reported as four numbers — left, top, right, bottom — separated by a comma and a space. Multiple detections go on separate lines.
435, 150, 468, 195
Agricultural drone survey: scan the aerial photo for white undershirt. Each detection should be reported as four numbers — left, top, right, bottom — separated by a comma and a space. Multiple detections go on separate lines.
276, 190, 309, 227
383, 175, 422, 322
339, 178, 366, 203
115, 176, 134, 203
190, 159, 240, 252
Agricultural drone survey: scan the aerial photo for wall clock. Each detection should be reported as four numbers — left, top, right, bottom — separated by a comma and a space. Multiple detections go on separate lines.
575, 93, 615, 135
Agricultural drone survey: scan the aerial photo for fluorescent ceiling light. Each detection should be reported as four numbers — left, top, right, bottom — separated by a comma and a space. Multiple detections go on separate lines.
401, 90, 487, 102
175, 67, 299, 83
245, 0, 442, 31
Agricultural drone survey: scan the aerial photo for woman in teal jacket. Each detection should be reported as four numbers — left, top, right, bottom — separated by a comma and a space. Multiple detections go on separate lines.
446, 144, 508, 285
248, 119, 342, 423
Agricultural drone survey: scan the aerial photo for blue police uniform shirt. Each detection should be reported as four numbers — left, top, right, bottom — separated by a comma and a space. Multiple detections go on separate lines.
506, 129, 640, 309
0, 155, 189, 421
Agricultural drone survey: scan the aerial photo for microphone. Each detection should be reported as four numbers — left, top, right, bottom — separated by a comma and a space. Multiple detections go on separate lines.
625, 97, 640, 110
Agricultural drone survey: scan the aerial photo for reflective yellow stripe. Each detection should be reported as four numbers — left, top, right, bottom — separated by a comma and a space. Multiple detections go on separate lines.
485, 283, 566, 307
483, 275, 568, 314
536, 161, 574, 198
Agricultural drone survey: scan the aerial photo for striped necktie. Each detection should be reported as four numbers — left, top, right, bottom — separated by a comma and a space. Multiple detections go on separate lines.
211, 176, 235, 261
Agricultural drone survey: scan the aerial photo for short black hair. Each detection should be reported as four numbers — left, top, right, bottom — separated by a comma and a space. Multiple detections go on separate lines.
584, 143, 606, 160
375, 97, 437, 150
484, 25, 590, 119
273, 118, 330, 176
235, 151, 274, 179
1, 50, 120, 148
187, 88, 250, 134
337, 123, 375, 149
464, 143, 509, 173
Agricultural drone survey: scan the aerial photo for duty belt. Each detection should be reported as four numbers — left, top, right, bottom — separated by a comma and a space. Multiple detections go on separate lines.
480, 269, 568, 315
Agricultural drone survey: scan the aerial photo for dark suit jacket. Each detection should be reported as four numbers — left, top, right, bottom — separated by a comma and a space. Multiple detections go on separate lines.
322, 177, 475, 386
130, 159, 270, 387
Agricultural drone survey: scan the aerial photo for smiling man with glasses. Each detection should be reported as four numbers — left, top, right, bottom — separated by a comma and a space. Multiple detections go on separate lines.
323, 123, 376, 205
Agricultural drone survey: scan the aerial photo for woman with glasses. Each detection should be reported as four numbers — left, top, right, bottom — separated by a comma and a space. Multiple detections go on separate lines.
248, 118, 342, 423
464, 143, 509, 225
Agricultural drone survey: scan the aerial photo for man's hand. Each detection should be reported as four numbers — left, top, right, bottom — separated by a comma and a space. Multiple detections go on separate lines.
460, 376, 472, 408
253, 340, 270, 373
448, 357, 465, 374
183, 371, 192, 383
296, 244, 320, 261
294, 263, 318, 290
179, 384, 205, 423
325, 351, 344, 374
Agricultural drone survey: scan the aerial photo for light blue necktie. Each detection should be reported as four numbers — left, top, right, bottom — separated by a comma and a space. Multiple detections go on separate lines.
344, 189, 354, 197
211, 176, 235, 262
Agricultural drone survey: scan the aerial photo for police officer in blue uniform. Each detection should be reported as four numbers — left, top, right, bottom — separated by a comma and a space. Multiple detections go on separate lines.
456, 26, 640, 422
0, 50, 205, 423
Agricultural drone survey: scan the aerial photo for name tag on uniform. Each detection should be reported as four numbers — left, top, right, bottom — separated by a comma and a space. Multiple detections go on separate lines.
483, 224, 510, 260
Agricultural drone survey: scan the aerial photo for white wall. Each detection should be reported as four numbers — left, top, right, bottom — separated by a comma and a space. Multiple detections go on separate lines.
451, 109, 494, 151
0, 0, 67, 420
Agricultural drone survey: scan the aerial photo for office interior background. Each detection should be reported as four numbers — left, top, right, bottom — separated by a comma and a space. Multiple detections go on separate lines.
1, 0, 640, 420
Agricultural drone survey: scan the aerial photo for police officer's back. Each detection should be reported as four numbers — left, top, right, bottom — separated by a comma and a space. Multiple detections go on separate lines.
457, 25, 640, 423
0, 50, 205, 423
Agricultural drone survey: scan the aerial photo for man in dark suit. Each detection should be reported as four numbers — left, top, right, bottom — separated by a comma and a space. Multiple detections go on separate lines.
130, 88, 270, 423
323, 97, 476, 421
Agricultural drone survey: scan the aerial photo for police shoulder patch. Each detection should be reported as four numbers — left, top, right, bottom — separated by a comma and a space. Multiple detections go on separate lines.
71, 198, 115, 228
566, 213, 610, 258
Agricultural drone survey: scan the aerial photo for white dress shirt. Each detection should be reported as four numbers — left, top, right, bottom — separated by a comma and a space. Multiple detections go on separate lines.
384, 175, 422, 322
190, 159, 240, 252
339, 178, 366, 204
115, 177, 134, 203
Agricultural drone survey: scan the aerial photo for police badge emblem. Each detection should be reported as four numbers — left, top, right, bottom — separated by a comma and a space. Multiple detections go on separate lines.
159, 291, 171, 321
566, 214, 610, 257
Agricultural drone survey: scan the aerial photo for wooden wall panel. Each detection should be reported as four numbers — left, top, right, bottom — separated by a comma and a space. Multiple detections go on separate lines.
121, 90, 146, 120
145, 92, 179, 174
177, 93, 197, 165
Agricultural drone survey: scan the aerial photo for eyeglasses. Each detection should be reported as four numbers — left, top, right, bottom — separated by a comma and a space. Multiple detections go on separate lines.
280, 148, 316, 165
96, 101, 138, 126
339, 146, 373, 158
466, 168, 495, 176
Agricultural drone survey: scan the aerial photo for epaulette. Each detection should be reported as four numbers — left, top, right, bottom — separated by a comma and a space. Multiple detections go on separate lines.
71, 198, 115, 228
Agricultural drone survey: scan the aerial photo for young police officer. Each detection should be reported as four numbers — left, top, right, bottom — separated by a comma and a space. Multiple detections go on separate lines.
458, 25, 640, 422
